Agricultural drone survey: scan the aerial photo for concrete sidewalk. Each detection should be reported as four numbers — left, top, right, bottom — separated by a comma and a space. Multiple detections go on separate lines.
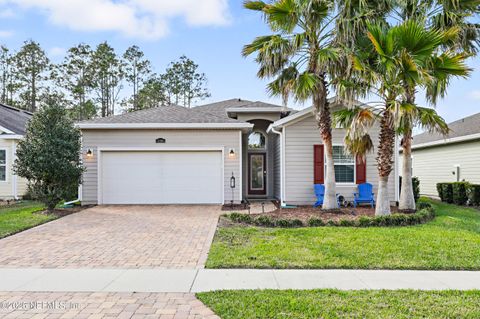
1, 268, 480, 292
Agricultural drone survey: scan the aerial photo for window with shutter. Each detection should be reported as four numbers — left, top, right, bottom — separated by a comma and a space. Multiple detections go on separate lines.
313, 145, 324, 184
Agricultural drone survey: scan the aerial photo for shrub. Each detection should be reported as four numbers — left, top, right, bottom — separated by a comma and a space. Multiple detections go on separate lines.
339, 219, 355, 227
452, 182, 469, 205
326, 220, 338, 226
442, 183, 454, 203
291, 219, 304, 227
358, 216, 372, 227
275, 219, 303, 228
437, 183, 445, 201
308, 218, 325, 227
255, 216, 275, 227
470, 184, 480, 206
14, 103, 84, 211
417, 201, 432, 210
412, 177, 420, 202
227, 209, 435, 228
228, 213, 253, 224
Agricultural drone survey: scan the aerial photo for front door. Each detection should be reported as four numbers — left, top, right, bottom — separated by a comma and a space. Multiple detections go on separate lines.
248, 153, 266, 195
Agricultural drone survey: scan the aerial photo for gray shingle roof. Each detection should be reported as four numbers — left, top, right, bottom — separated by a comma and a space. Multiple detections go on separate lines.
413, 112, 480, 145
80, 104, 243, 124
194, 99, 284, 118
80, 99, 286, 125
0, 103, 32, 135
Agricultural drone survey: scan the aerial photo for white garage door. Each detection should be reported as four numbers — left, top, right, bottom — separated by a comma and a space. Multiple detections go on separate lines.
100, 151, 223, 204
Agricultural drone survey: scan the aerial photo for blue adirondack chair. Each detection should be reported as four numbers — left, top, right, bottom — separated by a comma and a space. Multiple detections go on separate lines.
313, 184, 341, 208
353, 183, 375, 208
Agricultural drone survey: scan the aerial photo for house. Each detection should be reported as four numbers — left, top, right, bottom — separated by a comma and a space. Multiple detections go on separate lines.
77, 99, 399, 206
401, 112, 480, 197
0, 103, 31, 200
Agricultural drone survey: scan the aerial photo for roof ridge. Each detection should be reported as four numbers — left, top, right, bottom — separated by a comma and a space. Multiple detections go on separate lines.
0, 103, 33, 116
191, 107, 245, 123
194, 98, 252, 108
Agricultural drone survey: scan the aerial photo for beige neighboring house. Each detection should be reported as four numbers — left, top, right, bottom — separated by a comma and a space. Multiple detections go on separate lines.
401, 112, 480, 197
77, 98, 399, 206
0, 103, 31, 200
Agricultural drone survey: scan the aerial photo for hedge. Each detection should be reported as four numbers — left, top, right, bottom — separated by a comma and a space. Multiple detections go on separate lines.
471, 184, 480, 206
226, 203, 435, 228
436, 182, 480, 206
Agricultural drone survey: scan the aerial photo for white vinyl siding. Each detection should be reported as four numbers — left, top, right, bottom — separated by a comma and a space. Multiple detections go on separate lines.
0, 139, 28, 199
283, 115, 397, 205
406, 139, 480, 197
0, 149, 6, 182
81, 129, 242, 205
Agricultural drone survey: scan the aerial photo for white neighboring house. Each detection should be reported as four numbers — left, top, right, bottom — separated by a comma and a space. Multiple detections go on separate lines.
400, 112, 480, 197
77, 98, 399, 206
0, 103, 32, 200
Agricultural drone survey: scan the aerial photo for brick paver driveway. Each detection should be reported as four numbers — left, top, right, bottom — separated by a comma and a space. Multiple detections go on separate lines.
0, 291, 219, 319
0, 205, 221, 269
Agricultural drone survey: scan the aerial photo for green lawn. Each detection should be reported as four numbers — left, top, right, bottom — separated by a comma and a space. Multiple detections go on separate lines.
197, 290, 480, 319
206, 200, 480, 269
0, 201, 54, 238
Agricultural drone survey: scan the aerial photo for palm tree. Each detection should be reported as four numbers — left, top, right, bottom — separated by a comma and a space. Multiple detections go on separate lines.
242, 0, 341, 209
336, 0, 478, 211
335, 21, 468, 215
394, 0, 477, 210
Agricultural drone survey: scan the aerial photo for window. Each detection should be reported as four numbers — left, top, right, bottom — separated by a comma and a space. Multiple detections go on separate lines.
0, 150, 6, 182
248, 132, 266, 150
329, 146, 355, 183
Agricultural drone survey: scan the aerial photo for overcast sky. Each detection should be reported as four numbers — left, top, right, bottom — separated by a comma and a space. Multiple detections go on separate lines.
1, 0, 479, 124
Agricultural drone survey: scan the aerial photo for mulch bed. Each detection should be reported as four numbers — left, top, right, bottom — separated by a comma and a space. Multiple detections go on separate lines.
245, 205, 401, 223
222, 204, 249, 211
35, 205, 93, 218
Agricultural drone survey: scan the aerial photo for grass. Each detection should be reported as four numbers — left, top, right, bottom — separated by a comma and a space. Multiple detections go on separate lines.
0, 201, 55, 238
197, 289, 480, 319
206, 199, 480, 269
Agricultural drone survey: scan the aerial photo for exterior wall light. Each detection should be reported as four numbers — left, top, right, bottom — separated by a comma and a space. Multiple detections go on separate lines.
86, 149, 93, 158
228, 148, 236, 158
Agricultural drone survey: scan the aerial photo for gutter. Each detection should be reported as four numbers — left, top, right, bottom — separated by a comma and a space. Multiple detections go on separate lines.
12, 141, 17, 200
394, 135, 400, 203
411, 132, 480, 150
76, 123, 255, 130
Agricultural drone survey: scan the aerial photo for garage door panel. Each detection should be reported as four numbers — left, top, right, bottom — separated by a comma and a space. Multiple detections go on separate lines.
101, 151, 223, 204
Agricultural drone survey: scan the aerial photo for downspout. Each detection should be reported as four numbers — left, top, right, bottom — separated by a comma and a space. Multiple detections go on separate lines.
394, 134, 400, 204
270, 126, 286, 207
12, 140, 17, 200
64, 139, 84, 207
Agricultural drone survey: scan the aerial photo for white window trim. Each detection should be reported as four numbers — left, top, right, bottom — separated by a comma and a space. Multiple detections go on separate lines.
324, 145, 356, 185
0, 148, 7, 183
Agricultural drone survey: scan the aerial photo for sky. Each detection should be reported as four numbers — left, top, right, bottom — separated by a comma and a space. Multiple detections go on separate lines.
0, 0, 479, 124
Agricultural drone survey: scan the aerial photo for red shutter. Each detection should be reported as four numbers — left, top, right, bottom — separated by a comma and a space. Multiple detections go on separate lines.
313, 145, 324, 184
356, 155, 367, 184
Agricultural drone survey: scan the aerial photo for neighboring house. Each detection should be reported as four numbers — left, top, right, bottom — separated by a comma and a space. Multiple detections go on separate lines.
77, 98, 399, 206
0, 103, 31, 200
400, 112, 480, 197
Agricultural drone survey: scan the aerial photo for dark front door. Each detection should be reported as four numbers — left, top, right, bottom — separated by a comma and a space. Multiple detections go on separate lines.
248, 153, 267, 195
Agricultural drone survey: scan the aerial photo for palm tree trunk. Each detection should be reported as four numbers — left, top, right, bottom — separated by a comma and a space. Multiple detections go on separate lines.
399, 88, 417, 211
375, 110, 395, 216
314, 76, 337, 209
399, 129, 416, 211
